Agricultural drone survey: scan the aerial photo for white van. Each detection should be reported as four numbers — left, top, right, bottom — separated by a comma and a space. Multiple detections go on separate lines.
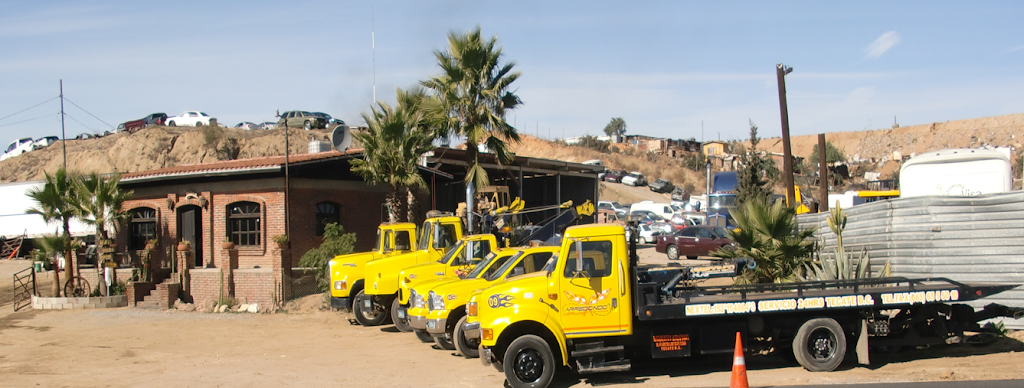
628, 201, 675, 220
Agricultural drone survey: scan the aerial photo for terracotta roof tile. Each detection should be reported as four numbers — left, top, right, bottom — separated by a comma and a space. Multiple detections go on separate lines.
122, 148, 363, 181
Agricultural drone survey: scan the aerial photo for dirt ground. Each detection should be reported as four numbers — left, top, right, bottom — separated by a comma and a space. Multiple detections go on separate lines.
2, 259, 1024, 388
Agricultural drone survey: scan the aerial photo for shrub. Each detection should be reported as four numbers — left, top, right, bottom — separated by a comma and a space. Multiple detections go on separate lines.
299, 223, 356, 292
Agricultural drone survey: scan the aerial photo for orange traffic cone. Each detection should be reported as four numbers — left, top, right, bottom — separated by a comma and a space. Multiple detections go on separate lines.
730, 332, 749, 388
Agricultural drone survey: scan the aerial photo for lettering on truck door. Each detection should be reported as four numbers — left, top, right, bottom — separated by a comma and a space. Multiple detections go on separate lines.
556, 239, 630, 337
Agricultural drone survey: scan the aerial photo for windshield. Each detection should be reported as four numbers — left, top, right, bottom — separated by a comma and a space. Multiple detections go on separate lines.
486, 251, 527, 282
437, 240, 465, 264
709, 194, 737, 209
416, 221, 433, 251
467, 251, 507, 279
374, 229, 385, 252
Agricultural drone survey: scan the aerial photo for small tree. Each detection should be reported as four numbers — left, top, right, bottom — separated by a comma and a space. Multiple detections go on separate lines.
603, 117, 627, 138
299, 223, 357, 292
734, 120, 776, 206
810, 140, 846, 166
712, 197, 816, 284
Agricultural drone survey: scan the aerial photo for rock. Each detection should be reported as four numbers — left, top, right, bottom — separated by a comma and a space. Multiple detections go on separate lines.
247, 303, 258, 313
178, 303, 196, 312
217, 304, 228, 313
237, 304, 249, 312
939, 370, 955, 380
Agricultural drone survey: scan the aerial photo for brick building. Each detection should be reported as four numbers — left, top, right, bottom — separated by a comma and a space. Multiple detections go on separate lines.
117, 147, 601, 310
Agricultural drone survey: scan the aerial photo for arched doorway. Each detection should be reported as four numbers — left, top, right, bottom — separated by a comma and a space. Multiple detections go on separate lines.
177, 205, 203, 267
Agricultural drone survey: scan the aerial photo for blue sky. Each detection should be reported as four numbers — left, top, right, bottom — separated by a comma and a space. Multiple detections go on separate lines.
2, 1, 1022, 147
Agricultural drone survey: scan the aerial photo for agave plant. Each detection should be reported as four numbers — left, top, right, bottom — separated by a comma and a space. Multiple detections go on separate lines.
801, 203, 890, 281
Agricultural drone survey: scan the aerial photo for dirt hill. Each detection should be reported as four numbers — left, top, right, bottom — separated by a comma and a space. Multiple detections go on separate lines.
2, 113, 1021, 195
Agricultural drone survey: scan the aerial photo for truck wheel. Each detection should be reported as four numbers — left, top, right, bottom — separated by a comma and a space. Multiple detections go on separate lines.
353, 290, 388, 326
453, 315, 479, 358
793, 317, 847, 372
414, 329, 433, 343
168, 120, 176, 127
304, 121, 312, 130
503, 335, 555, 388
435, 333, 456, 350
666, 245, 679, 260
391, 298, 413, 332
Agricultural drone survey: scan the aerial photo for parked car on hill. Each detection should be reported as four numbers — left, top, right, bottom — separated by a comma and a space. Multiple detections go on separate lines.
32, 136, 59, 150
234, 122, 259, 130
166, 111, 215, 127
1, 137, 35, 161
621, 171, 647, 186
597, 200, 628, 217
649, 178, 674, 193
671, 187, 689, 201
655, 225, 735, 260
259, 122, 277, 130
603, 169, 627, 183
143, 113, 167, 126
278, 110, 328, 130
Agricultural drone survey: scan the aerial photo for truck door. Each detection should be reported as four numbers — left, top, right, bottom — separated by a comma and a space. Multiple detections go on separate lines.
556, 239, 630, 338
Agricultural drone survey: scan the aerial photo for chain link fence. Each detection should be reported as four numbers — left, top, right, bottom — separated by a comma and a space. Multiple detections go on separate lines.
289, 267, 320, 300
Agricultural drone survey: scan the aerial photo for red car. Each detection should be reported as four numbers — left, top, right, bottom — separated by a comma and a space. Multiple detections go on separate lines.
655, 225, 735, 260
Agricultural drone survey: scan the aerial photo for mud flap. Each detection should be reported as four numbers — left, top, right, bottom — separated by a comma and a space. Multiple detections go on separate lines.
857, 319, 870, 365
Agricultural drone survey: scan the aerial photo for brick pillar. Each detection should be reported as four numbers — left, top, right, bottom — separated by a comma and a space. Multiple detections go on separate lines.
223, 249, 238, 301
273, 247, 292, 306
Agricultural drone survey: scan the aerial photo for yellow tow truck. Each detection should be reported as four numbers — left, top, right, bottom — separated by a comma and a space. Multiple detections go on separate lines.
328, 222, 417, 312
470, 221, 1022, 388
355, 215, 463, 326
411, 244, 559, 356
390, 233, 499, 332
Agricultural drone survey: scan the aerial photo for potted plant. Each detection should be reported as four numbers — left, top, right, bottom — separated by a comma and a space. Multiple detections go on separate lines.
145, 238, 159, 251
222, 237, 236, 250
272, 234, 289, 249
177, 240, 191, 252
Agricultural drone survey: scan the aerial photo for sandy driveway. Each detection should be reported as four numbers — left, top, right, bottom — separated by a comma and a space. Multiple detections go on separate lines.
2, 253, 1023, 388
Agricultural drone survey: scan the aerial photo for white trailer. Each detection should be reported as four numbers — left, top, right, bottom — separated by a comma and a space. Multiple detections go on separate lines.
900, 148, 1012, 198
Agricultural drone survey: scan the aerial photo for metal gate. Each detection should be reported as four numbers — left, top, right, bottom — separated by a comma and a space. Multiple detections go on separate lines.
12, 267, 36, 311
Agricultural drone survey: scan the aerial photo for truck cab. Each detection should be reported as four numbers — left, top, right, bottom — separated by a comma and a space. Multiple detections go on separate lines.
419, 245, 559, 357
389, 234, 498, 331
328, 222, 416, 311
355, 216, 463, 326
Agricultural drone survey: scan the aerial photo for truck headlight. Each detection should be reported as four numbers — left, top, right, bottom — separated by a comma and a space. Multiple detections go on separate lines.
411, 290, 424, 309
428, 291, 445, 311
333, 280, 346, 290
467, 301, 477, 317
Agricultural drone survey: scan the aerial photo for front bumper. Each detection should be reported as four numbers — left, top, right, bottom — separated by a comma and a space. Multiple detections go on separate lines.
330, 297, 351, 310
463, 322, 481, 340
409, 314, 427, 330
480, 347, 494, 367
426, 318, 448, 334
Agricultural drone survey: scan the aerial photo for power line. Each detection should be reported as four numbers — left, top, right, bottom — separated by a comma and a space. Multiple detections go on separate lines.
61, 96, 114, 129
62, 112, 98, 133
0, 96, 59, 122
0, 112, 60, 128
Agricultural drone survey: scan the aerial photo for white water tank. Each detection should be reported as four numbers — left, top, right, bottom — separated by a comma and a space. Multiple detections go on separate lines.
308, 139, 331, 153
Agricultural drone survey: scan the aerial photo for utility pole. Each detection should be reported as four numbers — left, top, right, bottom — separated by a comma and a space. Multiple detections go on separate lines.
776, 63, 796, 208
60, 80, 66, 170
818, 133, 828, 212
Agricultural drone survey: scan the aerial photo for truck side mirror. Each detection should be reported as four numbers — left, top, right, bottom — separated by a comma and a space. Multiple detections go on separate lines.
574, 240, 584, 275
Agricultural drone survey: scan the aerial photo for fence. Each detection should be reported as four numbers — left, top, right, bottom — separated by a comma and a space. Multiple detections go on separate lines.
290, 268, 320, 300
12, 267, 36, 311
797, 191, 1024, 328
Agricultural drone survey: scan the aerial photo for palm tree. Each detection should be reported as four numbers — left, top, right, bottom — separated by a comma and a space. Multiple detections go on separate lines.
351, 88, 439, 223
712, 197, 816, 284
26, 168, 80, 296
421, 26, 523, 229
75, 172, 134, 241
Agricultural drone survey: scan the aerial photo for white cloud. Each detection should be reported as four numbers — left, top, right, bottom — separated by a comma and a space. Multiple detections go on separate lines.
864, 31, 902, 59
1002, 45, 1024, 54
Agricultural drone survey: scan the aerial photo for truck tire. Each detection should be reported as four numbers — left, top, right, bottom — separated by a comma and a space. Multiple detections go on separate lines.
391, 298, 413, 332
414, 329, 433, 343
353, 290, 388, 326
793, 317, 846, 372
453, 315, 479, 358
666, 245, 679, 260
503, 335, 555, 388
435, 333, 456, 350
